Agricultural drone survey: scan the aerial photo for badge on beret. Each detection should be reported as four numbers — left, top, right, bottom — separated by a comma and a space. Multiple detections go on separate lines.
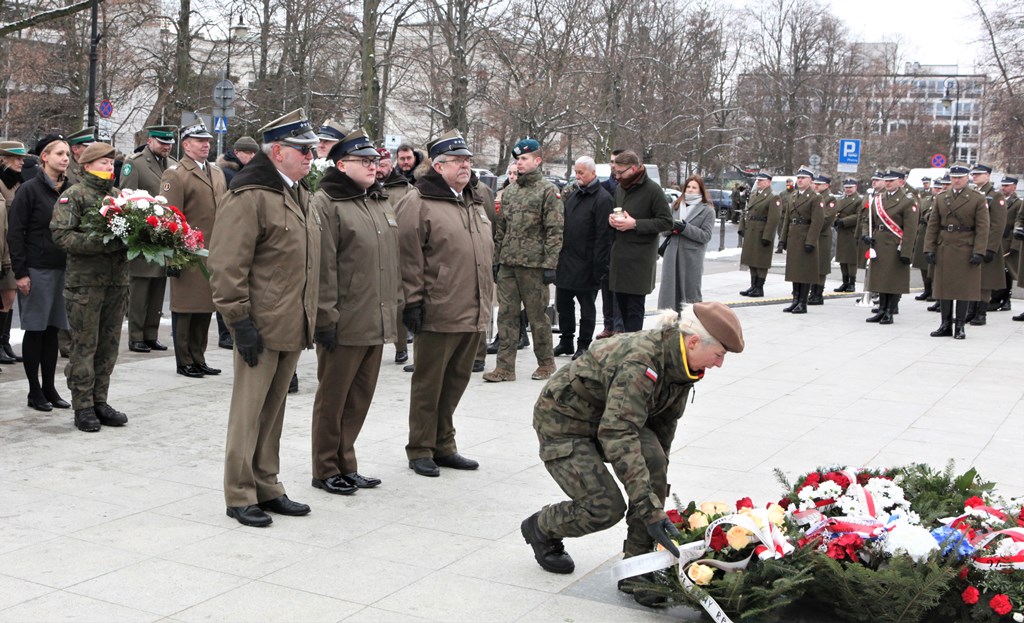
121, 163, 133, 176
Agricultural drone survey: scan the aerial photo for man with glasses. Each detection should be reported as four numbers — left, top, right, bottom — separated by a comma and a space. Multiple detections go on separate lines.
483, 138, 563, 383
605, 150, 672, 332
209, 109, 322, 526
396, 130, 493, 477
309, 128, 395, 496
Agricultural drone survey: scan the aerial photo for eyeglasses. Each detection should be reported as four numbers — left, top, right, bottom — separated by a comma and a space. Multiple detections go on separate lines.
440, 157, 473, 167
611, 166, 632, 176
281, 144, 316, 156
342, 157, 380, 168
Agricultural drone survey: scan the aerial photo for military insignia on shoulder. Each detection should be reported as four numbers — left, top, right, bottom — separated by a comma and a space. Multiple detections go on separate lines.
162, 182, 171, 192
912, 204, 918, 212
645, 367, 658, 382
58, 197, 69, 204
121, 163, 133, 176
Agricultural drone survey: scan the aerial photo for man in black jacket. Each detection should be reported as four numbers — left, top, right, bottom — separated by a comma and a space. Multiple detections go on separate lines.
553, 156, 613, 359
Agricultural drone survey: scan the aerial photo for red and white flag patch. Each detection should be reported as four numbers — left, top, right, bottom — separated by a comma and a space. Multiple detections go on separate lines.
645, 367, 658, 382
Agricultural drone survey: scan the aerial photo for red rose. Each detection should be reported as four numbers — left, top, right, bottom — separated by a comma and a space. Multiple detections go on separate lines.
964, 496, 985, 509
989, 594, 1012, 616
709, 526, 727, 551
736, 497, 753, 510
666, 509, 682, 525
778, 497, 792, 510
958, 567, 969, 581
146, 215, 159, 227
825, 471, 851, 490
961, 586, 979, 605
167, 222, 179, 234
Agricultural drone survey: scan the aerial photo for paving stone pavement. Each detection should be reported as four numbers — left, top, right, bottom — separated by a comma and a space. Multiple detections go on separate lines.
1, 249, 1022, 622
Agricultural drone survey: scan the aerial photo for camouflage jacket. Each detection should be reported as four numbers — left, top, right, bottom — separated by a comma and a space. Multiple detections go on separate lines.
50, 172, 128, 287
533, 325, 701, 523
494, 169, 563, 269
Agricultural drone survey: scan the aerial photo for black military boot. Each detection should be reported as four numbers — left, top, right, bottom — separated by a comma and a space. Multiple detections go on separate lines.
954, 300, 968, 339
521, 512, 574, 574
1014, 311, 1024, 322
748, 277, 765, 298
970, 303, 987, 326
552, 338, 574, 357
782, 291, 798, 312
866, 294, 888, 323
0, 310, 17, 363
846, 277, 857, 293
964, 301, 978, 324
808, 284, 824, 305
572, 340, 590, 360
74, 407, 101, 433
486, 333, 500, 355
927, 300, 941, 312
930, 301, 953, 337
518, 310, 530, 350
833, 275, 848, 292
879, 294, 897, 325
791, 284, 809, 314
739, 273, 755, 296
915, 279, 932, 301
892, 293, 900, 315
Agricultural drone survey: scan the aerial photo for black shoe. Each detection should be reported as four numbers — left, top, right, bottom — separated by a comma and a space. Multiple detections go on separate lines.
395, 350, 409, 364
27, 393, 53, 412
954, 323, 966, 340
572, 345, 588, 360
964, 302, 977, 324
226, 505, 273, 527
927, 301, 941, 312
1014, 312, 1024, 322
43, 390, 70, 409
128, 341, 151, 353
518, 334, 530, 350
995, 299, 1012, 312
1, 342, 21, 362
969, 309, 987, 326
177, 364, 205, 378
195, 363, 221, 375
342, 472, 381, 488
74, 407, 101, 432
521, 512, 574, 574
472, 359, 485, 373
552, 341, 574, 357
403, 364, 415, 373
409, 457, 440, 477
145, 340, 168, 351
94, 403, 127, 426
288, 374, 298, 394
218, 337, 234, 349
312, 475, 357, 495
0, 350, 14, 364
407, 335, 414, 344
486, 337, 499, 355
258, 494, 310, 516
931, 323, 953, 337
434, 453, 479, 470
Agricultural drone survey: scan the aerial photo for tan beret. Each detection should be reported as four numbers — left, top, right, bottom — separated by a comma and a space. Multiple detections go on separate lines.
692, 302, 744, 353
79, 142, 116, 165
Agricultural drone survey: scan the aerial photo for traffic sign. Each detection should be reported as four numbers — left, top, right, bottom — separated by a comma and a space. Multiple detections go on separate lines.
213, 80, 236, 107
930, 154, 947, 168
809, 154, 821, 168
213, 117, 228, 134
838, 139, 861, 165
384, 135, 402, 152
98, 99, 114, 119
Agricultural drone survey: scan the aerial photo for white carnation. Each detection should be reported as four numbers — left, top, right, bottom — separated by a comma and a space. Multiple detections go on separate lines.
881, 524, 938, 562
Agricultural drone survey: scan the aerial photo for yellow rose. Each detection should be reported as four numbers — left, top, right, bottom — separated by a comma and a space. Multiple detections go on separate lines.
726, 525, 752, 550
688, 512, 709, 530
687, 563, 715, 586
699, 501, 730, 516
767, 503, 786, 526
739, 507, 766, 528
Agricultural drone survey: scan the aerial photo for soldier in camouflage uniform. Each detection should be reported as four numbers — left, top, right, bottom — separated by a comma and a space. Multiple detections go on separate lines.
521, 303, 743, 592
49, 143, 130, 432
483, 138, 563, 383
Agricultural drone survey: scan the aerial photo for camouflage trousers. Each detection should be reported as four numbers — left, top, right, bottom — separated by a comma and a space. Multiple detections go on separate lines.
64, 285, 128, 410
537, 427, 668, 557
495, 265, 552, 370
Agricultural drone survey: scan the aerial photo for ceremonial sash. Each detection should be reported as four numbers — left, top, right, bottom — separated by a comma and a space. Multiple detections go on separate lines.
875, 195, 903, 241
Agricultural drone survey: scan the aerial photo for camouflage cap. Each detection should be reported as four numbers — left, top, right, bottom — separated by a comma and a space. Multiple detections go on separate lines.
692, 301, 744, 353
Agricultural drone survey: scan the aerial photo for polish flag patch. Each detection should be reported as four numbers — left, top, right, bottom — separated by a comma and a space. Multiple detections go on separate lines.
645, 367, 658, 382
59, 197, 69, 203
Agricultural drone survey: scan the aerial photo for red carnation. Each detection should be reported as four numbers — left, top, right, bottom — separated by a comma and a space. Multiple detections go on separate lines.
1018, 506, 1024, 527
857, 472, 871, 485
167, 222, 179, 234
824, 471, 851, 490
989, 594, 1012, 616
146, 215, 159, 227
666, 509, 682, 525
798, 473, 821, 492
196, 231, 204, 243
964, 496, 985, 509
961, 586, 979, 605
778, 497, 792, 510
709, 526, 727, 551
736, 497, 753, 510
826, 534, 863, 562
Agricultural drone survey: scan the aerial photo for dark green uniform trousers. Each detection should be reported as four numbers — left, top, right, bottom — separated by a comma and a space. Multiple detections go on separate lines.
128, 275, 166, 342
406, 331, 480, 460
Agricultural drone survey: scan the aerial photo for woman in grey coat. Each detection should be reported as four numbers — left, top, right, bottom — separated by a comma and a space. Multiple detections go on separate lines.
658, 175, 715, 311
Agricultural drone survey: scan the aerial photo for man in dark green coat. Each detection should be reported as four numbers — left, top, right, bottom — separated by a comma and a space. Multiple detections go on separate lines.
606, 151, 672, 332
833, 179, 863, 292
992, 176, 1019, 312
863, 170, 919, 325
779, 167, 823, 314
738, 172, 781, 297
968, 164, 1006, 326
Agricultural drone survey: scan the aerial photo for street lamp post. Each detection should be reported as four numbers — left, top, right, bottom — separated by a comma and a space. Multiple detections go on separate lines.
942, 77, 961, 163
225, 13, 248, 81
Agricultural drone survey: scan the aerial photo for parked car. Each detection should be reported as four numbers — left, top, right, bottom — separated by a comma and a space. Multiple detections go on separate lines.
664, 188, 681, 207
544, 176, 568, 189
708, 189, 734, 219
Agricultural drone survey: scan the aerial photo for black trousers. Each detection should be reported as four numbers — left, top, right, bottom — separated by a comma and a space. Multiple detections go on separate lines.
555, 287, 597, 344
601, 283, 624, 331
614, 292, 646, 332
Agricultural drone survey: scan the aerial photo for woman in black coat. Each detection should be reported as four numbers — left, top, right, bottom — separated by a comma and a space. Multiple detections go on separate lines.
8, 137, 71, 410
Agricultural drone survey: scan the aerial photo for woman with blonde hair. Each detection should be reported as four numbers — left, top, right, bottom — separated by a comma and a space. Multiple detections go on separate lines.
7, 135, 71, 410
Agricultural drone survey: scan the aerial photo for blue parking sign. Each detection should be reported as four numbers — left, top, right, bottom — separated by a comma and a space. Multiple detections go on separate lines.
838, 139, 861, 165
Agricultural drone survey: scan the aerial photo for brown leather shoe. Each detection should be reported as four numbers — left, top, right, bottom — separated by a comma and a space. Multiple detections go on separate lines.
531, 361, 556, 380
594, 329, 617, 340
482, 368, 516, 382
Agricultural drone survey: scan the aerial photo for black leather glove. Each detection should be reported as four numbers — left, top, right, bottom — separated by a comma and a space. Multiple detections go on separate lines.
646, 517, 681, 558
925, 252, 936, 265
804, 244, 815, 253
0, 268, 6, 279
492, 264, 500, 282
402, 303, 423, 334
672, 219, 686, 234
899, 256, 911, 265
166, 266, 182, 278
232, 318, 263, 367
761, 238, 771, 247
861, 236, 875, 247
1014, 227, 1024, 240
832, 220, 841, 229
984, 250, 995, 263
542, 269, 556, 285
314, 325, 337, 353
970, 253, 984, 265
